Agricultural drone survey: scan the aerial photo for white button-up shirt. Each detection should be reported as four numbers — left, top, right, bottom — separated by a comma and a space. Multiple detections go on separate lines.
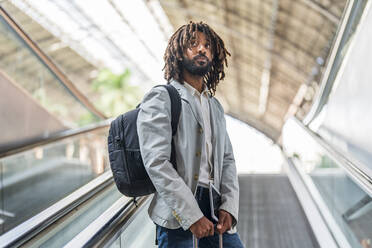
183, 82, 213, 187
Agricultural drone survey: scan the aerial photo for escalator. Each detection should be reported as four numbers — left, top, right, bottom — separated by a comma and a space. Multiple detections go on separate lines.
0, 2, 371, 248
0, 123, 119, 247
59, 117, 371, 248
0, 5, 130, 247
0, 130, 317, 248
237, 174, 318, 248
1, 115, 370, 248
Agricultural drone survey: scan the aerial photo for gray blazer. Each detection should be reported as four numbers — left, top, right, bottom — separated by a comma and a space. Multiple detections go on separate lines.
137, 79, 239, 231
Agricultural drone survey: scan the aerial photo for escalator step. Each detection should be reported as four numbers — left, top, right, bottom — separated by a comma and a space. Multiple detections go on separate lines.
237, 174, 319, 248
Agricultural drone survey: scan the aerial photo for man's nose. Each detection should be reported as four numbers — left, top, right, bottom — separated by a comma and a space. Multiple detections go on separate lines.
197, 44, 206, 54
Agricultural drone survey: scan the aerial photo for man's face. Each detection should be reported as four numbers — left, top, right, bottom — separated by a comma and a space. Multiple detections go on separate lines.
182, 31, 213, 76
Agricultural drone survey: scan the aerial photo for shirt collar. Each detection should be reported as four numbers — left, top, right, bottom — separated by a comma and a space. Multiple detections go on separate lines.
183, 81, 209, 97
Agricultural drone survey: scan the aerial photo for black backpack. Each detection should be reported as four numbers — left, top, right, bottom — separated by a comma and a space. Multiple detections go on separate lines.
107, 84, 181, 197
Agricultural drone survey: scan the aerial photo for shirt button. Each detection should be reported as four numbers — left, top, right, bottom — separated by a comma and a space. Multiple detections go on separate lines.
199, 128, 203, 134
196, 151, 201, 157
194, 174, 199, 180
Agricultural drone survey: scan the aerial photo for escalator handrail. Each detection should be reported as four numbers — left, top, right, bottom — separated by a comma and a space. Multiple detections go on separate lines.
64, 196, 149, 248
0, 118, 112, 159
292, 117, 372, 196
0, 6, 107, 120
0, 170, 114, 248
303, 0, 357, 125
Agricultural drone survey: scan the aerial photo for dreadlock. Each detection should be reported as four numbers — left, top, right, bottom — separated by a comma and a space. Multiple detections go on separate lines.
163, 21, 230, 96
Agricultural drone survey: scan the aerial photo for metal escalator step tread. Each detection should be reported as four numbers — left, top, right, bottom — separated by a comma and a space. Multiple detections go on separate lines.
237, 174, 319, 248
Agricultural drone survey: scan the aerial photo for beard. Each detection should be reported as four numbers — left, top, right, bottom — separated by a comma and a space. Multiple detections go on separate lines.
182, 55, 212, 76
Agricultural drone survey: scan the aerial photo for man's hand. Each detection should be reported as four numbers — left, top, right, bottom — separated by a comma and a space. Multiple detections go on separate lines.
216, 210, 233, 234
189, 216, 214, 239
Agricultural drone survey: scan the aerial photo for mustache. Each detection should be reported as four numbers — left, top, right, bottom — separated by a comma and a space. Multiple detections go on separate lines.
193, 54, 209, 62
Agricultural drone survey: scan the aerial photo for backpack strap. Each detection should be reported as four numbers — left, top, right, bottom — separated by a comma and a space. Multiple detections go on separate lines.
163, 85, 181, 135
154, 84, 181, 170
154, 84, 181, 135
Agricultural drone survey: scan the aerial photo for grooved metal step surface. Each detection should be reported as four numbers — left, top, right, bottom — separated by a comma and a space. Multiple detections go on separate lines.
237, 174, 319, 248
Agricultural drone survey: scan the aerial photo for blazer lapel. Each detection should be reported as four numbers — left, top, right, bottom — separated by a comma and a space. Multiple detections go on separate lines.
170, 80, 204, 128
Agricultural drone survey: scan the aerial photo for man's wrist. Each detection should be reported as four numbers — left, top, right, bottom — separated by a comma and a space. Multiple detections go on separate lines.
219, 209, 236, 227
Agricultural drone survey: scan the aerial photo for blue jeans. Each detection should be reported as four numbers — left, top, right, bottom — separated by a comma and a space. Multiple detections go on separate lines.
156, 186, 244, 248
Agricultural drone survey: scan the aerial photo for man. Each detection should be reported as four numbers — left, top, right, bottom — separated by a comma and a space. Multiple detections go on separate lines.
137, 21, 244, 248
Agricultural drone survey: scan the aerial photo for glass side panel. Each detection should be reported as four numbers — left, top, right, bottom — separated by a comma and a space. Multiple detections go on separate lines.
108, 199, 156, 248
310, 2, 372, 175
0, 12, 100, 152
0, 127, 109, 235
283, 119, 372, 248
28, 183, 122, 248
308, 0, 368, 121
321, 0, 368, 94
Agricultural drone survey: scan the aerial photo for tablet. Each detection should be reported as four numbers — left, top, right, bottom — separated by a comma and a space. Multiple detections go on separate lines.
209, 182, 222, 222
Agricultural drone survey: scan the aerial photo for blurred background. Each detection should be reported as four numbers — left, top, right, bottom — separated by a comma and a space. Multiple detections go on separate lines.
0, 0, 371, 247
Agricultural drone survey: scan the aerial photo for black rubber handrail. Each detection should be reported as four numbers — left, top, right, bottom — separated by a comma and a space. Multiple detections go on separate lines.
292, 117, 372, 196
0, 119, 112, 159
64, 196, 149, 248
0, 171, 114, 248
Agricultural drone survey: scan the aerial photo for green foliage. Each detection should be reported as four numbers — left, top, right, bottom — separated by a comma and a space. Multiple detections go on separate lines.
319, 155, 336, 168
77, 112, 99, 126
91, 68, 142, 117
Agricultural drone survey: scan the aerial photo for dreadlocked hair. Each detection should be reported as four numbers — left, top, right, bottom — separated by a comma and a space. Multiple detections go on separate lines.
163, 21, 230, 96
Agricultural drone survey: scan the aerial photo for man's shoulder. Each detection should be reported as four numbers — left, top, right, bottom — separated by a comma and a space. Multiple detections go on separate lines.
210, 95, 224, 113
142, 85, 170, 102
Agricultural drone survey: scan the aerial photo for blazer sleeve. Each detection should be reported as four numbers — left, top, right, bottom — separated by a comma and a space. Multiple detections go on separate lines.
137, 87, 204, 230
219, 114, 240, 228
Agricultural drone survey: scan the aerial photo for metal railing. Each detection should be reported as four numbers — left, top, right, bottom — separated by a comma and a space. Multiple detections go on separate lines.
0, 116, 114, 247
283, 117, 372, 248
304, 0, 365, 124
0, 119, 112, 159
0, 171, 114, 247
64, 196, 150, 248
292, 117, 372, 196
0, 5, 122, 248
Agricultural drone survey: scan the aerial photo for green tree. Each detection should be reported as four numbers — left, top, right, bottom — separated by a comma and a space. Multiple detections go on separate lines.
92, 68, 142, 117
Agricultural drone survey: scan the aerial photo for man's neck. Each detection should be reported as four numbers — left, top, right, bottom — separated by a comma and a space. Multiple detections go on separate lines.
183, 69, 204, 93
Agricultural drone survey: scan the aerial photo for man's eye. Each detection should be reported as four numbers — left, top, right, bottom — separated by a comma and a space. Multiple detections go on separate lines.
206, 43, 210, 48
